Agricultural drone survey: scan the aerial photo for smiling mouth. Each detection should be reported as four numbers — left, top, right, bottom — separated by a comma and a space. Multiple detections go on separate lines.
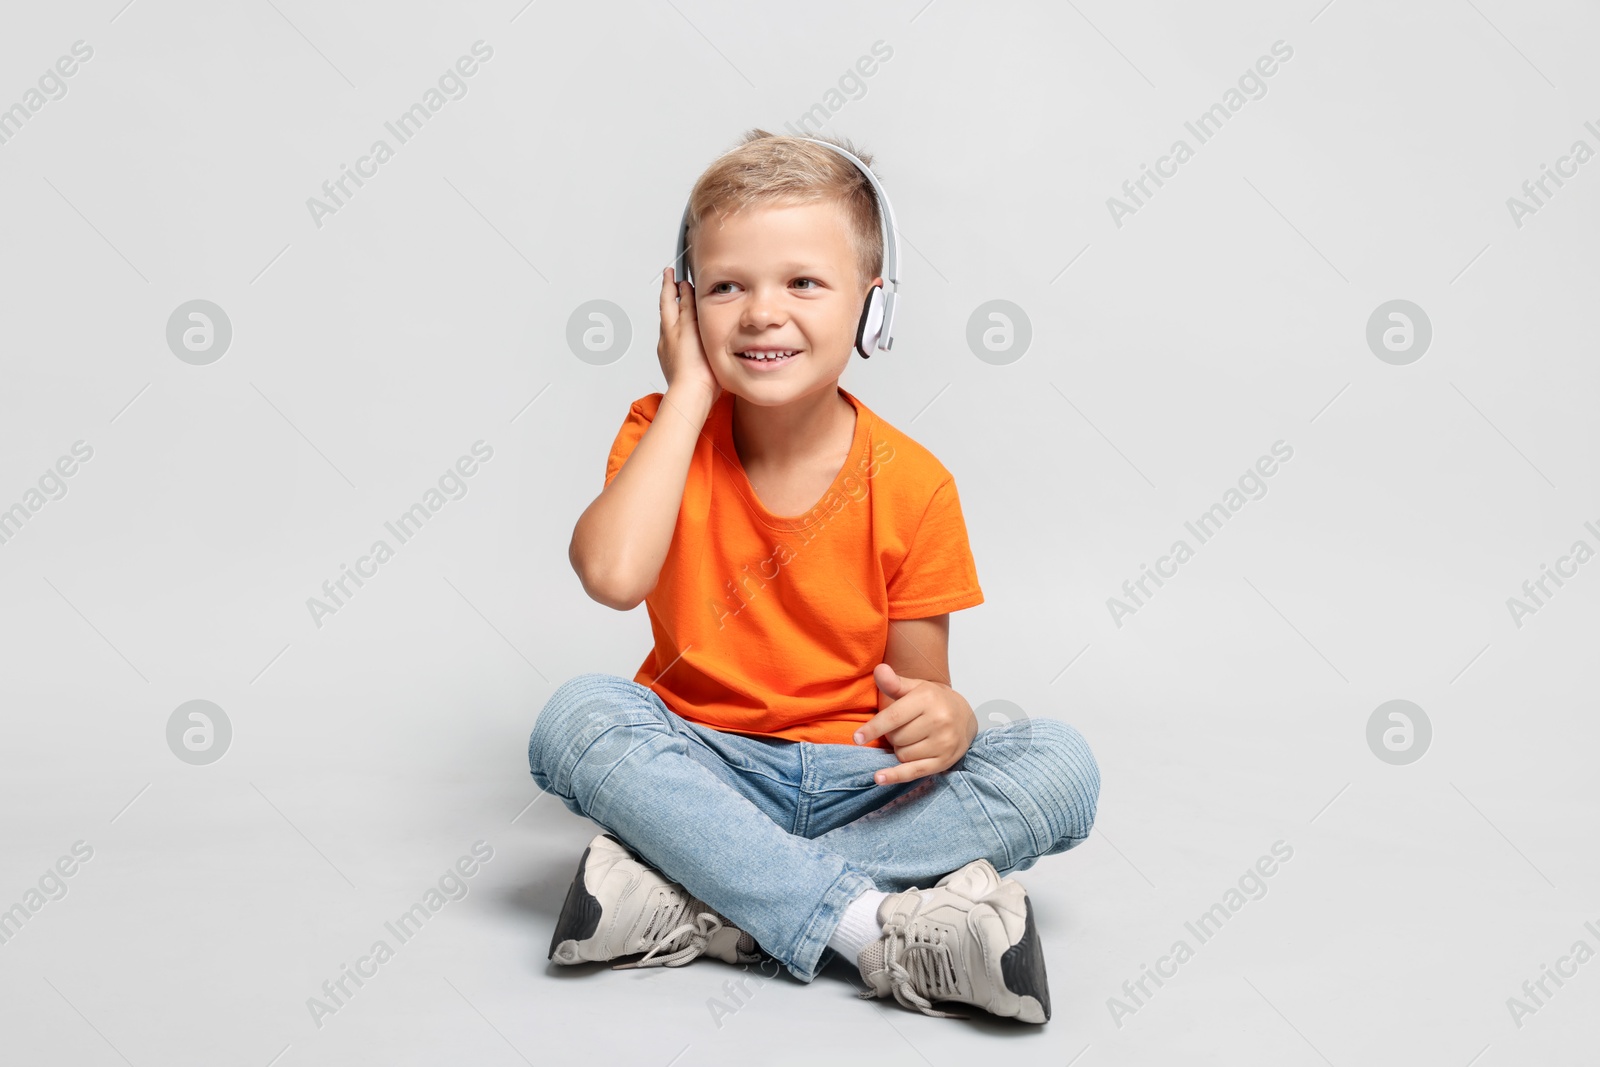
736, 349, 800, 365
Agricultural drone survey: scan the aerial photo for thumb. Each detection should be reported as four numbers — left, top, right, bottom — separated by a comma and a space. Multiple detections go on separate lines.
873, 662, 916, 696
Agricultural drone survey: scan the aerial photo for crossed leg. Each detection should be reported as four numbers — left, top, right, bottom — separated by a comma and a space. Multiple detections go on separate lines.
528, 673, 1099, 981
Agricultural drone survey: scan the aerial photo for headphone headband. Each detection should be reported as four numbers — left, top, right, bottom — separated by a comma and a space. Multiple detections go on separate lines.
674, 136, 900, 354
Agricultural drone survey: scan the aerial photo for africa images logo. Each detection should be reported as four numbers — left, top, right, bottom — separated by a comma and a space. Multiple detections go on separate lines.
305, 41, 494, 229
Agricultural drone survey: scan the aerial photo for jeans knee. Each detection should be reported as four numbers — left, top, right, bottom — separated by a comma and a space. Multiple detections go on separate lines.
528, 673, 642, 788
1047, 720, 1100, 843
988, 717, 1100, 853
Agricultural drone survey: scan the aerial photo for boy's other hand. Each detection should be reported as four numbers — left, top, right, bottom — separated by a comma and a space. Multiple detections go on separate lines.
659, 267, 722, 407
854, 664, 979, 786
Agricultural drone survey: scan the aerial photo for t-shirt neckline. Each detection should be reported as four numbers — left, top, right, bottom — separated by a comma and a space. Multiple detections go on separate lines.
715, 387, 872, 532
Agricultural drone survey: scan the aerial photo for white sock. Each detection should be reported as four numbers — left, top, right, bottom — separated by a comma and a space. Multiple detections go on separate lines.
827, 888, 889, 963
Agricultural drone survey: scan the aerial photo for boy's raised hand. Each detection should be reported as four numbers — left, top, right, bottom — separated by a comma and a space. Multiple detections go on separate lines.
854, 664, 979, 786
658, 267, 722, 406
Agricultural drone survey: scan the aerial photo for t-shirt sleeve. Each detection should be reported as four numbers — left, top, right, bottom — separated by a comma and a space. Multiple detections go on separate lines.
604, 394, 663, 488
886, 476, 984, 619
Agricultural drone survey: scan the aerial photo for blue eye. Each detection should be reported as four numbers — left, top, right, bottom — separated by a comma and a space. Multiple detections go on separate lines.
793, 278, 818, 290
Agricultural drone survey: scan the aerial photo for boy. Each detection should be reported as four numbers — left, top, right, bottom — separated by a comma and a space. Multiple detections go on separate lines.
528, 130, 1100, 1023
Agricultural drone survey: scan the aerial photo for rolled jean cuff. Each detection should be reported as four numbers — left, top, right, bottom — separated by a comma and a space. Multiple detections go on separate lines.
784, 866, 879, 983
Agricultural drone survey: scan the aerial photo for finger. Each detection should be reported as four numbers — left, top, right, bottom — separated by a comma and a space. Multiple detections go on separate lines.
888, 736, 945, 764
884, 716, 933, 749
660, 268, 679, 327
854, 695, 922, 745
885, 725, 932, 752
873, 757, 945, 786
874, 662, 918, 700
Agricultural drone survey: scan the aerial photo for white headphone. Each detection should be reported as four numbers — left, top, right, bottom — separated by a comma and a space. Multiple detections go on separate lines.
674, 138, 900, 358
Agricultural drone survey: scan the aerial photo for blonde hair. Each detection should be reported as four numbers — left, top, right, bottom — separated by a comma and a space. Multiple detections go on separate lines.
685, 128, 884, 287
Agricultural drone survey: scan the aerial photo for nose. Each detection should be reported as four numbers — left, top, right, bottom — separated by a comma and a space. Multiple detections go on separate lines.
740, 283, 786, 330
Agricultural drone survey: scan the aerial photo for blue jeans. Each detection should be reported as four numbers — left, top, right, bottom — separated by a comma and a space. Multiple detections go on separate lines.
527, 672, 1101, 982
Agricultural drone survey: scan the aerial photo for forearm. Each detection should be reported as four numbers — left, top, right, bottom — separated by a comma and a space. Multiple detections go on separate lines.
570, 384, 714, 609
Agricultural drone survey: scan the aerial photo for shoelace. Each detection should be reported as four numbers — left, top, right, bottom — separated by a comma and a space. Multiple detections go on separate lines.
857, 914, 971, 1020
612, 899, 723, 970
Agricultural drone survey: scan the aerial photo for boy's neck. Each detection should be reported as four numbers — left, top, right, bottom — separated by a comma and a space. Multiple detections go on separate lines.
729, 381, 855, 469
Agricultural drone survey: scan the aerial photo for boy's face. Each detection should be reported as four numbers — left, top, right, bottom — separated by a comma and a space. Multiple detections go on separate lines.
690, 199, 882, 407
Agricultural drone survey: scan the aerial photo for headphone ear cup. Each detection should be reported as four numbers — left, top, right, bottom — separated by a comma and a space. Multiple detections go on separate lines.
855, 286, 885, 358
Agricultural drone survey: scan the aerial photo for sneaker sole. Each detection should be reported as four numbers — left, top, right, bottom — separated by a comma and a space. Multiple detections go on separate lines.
548, 840, 607, 961
998, 895, 1051, 1023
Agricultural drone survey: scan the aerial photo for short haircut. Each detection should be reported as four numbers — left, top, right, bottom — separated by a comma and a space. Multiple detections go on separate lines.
685, 128, 883, 288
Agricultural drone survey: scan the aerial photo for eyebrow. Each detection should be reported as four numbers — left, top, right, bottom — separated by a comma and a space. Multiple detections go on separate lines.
696, 261, 832, 276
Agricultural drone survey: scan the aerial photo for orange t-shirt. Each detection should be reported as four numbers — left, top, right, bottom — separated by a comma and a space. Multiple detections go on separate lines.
603, 386, 984, 749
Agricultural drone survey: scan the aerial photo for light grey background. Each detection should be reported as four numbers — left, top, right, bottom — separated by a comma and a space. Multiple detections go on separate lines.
1, 1, 1596, 1064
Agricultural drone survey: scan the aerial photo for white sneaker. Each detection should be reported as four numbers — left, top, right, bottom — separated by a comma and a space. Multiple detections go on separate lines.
548, 833, 763, 969
856, 859, 1051, 1023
